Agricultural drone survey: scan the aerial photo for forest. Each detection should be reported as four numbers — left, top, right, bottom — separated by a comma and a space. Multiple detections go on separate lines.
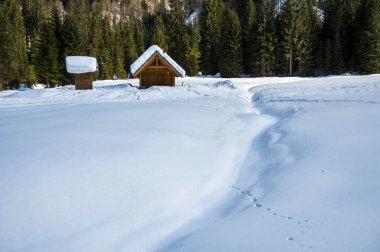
0, 0, 379, 89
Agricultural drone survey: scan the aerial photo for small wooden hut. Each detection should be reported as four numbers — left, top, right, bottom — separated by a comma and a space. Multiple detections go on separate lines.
65, 56, 97, 90
131, 45, 185, 89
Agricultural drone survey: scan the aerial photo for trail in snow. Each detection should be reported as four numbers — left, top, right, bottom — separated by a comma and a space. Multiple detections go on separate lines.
157, 75, 380, 252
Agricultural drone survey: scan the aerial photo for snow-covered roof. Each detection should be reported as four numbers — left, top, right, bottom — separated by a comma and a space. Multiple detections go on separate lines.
65, 56, 97, 74
131, 45, 186, 77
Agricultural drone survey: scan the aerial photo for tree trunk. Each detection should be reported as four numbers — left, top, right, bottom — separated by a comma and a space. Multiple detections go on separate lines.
289, 42, 293, 76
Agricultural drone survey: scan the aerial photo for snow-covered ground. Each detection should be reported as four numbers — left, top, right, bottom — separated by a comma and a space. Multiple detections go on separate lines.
0, 75, 379, 252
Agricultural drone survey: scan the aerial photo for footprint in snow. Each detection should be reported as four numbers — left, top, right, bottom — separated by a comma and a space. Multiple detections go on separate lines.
298, 244, 313, 249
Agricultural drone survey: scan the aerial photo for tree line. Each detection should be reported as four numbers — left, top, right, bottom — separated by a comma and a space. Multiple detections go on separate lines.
0, 0, 380, 89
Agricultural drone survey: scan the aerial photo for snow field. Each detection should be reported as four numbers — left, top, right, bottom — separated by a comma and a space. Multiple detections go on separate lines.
0, 79, 272, 251
1, 75, 380, 252
158, 75, 380, 252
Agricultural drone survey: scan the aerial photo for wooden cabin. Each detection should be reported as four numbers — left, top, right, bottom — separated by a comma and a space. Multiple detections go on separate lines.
131, 45, 185, 89
65, 56, 97, 90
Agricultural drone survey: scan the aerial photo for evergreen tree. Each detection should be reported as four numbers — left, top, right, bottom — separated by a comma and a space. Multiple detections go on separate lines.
199, 0, 223, 75
322, 0, 345, 74
277, 0, 309, 76
33, 18, 61, 87
151, 15, 169, 52
168, 0, 190, 69
0, 0, 28, 88
357, 0, 380, 73
112, 20, 127, 79
122, 21, 138, 77
0, 2, 7, 90
220, 9, 242, 77
51, 1, 64, 83
341, 0, 361, 72
21, 0, 50, 61
62, 0, 89, 58
254, 0, 276, 76
134, 22, 146, 56
61, 15, 82, 57
186, 20, 201, 76
98, 16, 113, 79
304, 0, 323, 75
87, 13, 102, 61
242, 0, 257, 74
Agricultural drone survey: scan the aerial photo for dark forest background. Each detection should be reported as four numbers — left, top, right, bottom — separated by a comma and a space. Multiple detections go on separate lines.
0, 0, 379, 89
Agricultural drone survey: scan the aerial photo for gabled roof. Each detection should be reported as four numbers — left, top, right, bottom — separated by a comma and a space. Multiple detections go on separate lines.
66, 56, 97, 74
131, 45, 186, 77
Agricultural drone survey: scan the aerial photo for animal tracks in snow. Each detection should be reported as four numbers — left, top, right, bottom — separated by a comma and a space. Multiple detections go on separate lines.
231, 185, 313, 249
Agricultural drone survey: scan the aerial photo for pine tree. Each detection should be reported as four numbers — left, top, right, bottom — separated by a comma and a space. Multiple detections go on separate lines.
254, 0, 276, 76
220, 9, 242, 78
168, 0, 190, 69
151, 15, 169, 52
341, 0, 361, 72
186, 20, 201, 76
33, 19, 61, 87
61, 15, 82, 57
322, 0, 345, 74
0, 0, 28, 88
304, 0, 323, 75
21, 0, 51, 62
199, 0, 223, 75
122, 21, 138, 77
87, 13, 102, 61
62, 0, 90, 58
134, 22, 146, 56
358, 0, 380, 73
242, 0, 257, 74
277, 0, 309, 76
112, 20, 127, 79
98, 16, 113, 79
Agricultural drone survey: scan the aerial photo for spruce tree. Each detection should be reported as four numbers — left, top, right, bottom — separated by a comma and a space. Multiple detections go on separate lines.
112, 20, 127, 79
0, 2, 7, 90
151, 15, 169, 52
358, 0, 380, 73
122, 21, 138, 77
199, 0, 223, 75
254, 0, 276, 76
186, 21, 201, 76
242, 0, 257, 75
98, 16, 113, 79
21, 0, 50, 62
33, 19, 61, 87
341, 0, 361, 72
168, 0, 190, 69
0, 0, 28, 88
304, 0, 323, 75
220, 9, 242, 78
51, 0, 64, 84
134, 23, 146, 56
62, 15, 82, 57
277, 0, 309, 76
62, 0, 90, 58
323, 0, 345, 74
87, 13, 102, 61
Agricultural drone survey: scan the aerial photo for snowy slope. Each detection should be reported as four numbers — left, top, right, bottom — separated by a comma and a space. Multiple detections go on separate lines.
0, 79, 272, 251
1, 75, 380, 252
158, 75, 380, 252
